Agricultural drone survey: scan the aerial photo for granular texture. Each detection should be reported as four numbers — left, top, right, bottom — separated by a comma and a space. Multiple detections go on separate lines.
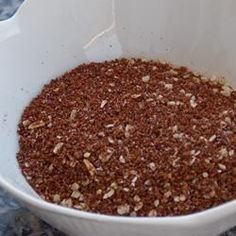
17, 58, 236, 217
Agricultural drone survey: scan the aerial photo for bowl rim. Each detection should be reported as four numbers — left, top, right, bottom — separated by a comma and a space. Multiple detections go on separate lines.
0, 175, 236, 225
0, 0, 236, 226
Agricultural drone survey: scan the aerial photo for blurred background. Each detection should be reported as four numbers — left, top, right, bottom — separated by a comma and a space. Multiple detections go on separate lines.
0, 0, 23, 20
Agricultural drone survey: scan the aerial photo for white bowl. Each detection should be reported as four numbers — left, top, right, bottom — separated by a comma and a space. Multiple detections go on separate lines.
0, 0, 235, 235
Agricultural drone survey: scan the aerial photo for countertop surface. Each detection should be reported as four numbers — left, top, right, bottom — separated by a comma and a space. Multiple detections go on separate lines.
0, 1, 235, 235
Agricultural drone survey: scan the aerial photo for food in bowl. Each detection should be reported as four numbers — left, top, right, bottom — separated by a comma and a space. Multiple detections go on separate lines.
17, 58, 236, 217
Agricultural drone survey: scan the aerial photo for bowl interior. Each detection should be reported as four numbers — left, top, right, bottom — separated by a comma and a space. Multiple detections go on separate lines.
0, 0, 236, 197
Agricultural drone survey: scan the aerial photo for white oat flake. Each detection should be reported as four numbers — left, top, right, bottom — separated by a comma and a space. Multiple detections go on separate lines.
71, 191, 81, 199
167, 101, 177, 106
154, 199, 160, 207
190, 96, 197, 108
100, 100, 108, 108
164, 83, 173, 90
209, 135, 217, 142
148, 209, 157, 217
83, 152, 91, 158
219, 147, 228, 158
229, 150, 234, 156
142, 75, 150, 83
117, 204, 130, 215
53, 142, 64, 154
103, 189, 115, 199
28, 120, 45, 129
53, 194, 61, 203
202, 172, 209, 178
70, 109, 77, 121
218, 163, 226, 170
134, 201, 143, 211
105, 124, 115, 128
71, 183, 79, 191
147, 162, 156, 171
119, 155, 126, 163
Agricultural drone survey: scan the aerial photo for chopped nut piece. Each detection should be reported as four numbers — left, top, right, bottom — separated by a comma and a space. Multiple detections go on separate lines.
117, 204, 130, 215
96, 189, 102, 195
185, 93, 192, 97
108, 137, 115, 144
48, 164, 54, 171
133, 195, 141, 202
164, 191, 172, 198
169, 69, 178, 75
103, 189, 115, 199
70, 109, 77, 121
179, 194, 187, 202
174, 196, 180, 202
183, 74, 190, 79
22, 120, 30, 127
83, 159, 96, 177
125, 124, 134, 138
190, 96, 197, 108
98, 131, 105, 137
147, 162, 156, 171
148, 209, 157, 217
110, 182, 118, 189
74, 203, 88, 210
146, 98, 154, 102
173, 133, 184, 139
225, 117, 232, 124
154, 199, 160, 207
142, 75, 150, 82
218, 163, 226, 170
131, 94, 142, 99
191, 150, 201, 156
229, 150, 234, 156
24, 162, 30, 168
144, 180, 151, 186
134, 201, 143, 211
28, 120, 45, 129
209, 135, 217, 142
53, 142, 64, 154
83, 152, 91, 158
99, 150, 113, 163
100, 100, 108, 108
172, 157, 180, 167
219, 147, 228, 158
167, 101, 177, 106
164, 83, 173, 90
119, 155, 126, 163
221, 86, 232, 96
130, 170, 138, 175
53, 194, 61, 203
131, 176, 138, 186
130, 211, 137, 217
172, 125, 178, 133
71, 183, 79, 191
60, 198, 73, 207
105, 124, 114, 128
71, 191, 81, 199
123, 188, 130, 192
81, 179, 90, 186
202, 172, 209, 178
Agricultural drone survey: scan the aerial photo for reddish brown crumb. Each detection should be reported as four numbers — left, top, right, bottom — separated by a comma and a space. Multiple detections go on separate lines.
17, 58, 236, 217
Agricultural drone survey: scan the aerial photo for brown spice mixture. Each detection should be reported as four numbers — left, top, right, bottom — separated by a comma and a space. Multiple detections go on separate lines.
17, 58, 236, 217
